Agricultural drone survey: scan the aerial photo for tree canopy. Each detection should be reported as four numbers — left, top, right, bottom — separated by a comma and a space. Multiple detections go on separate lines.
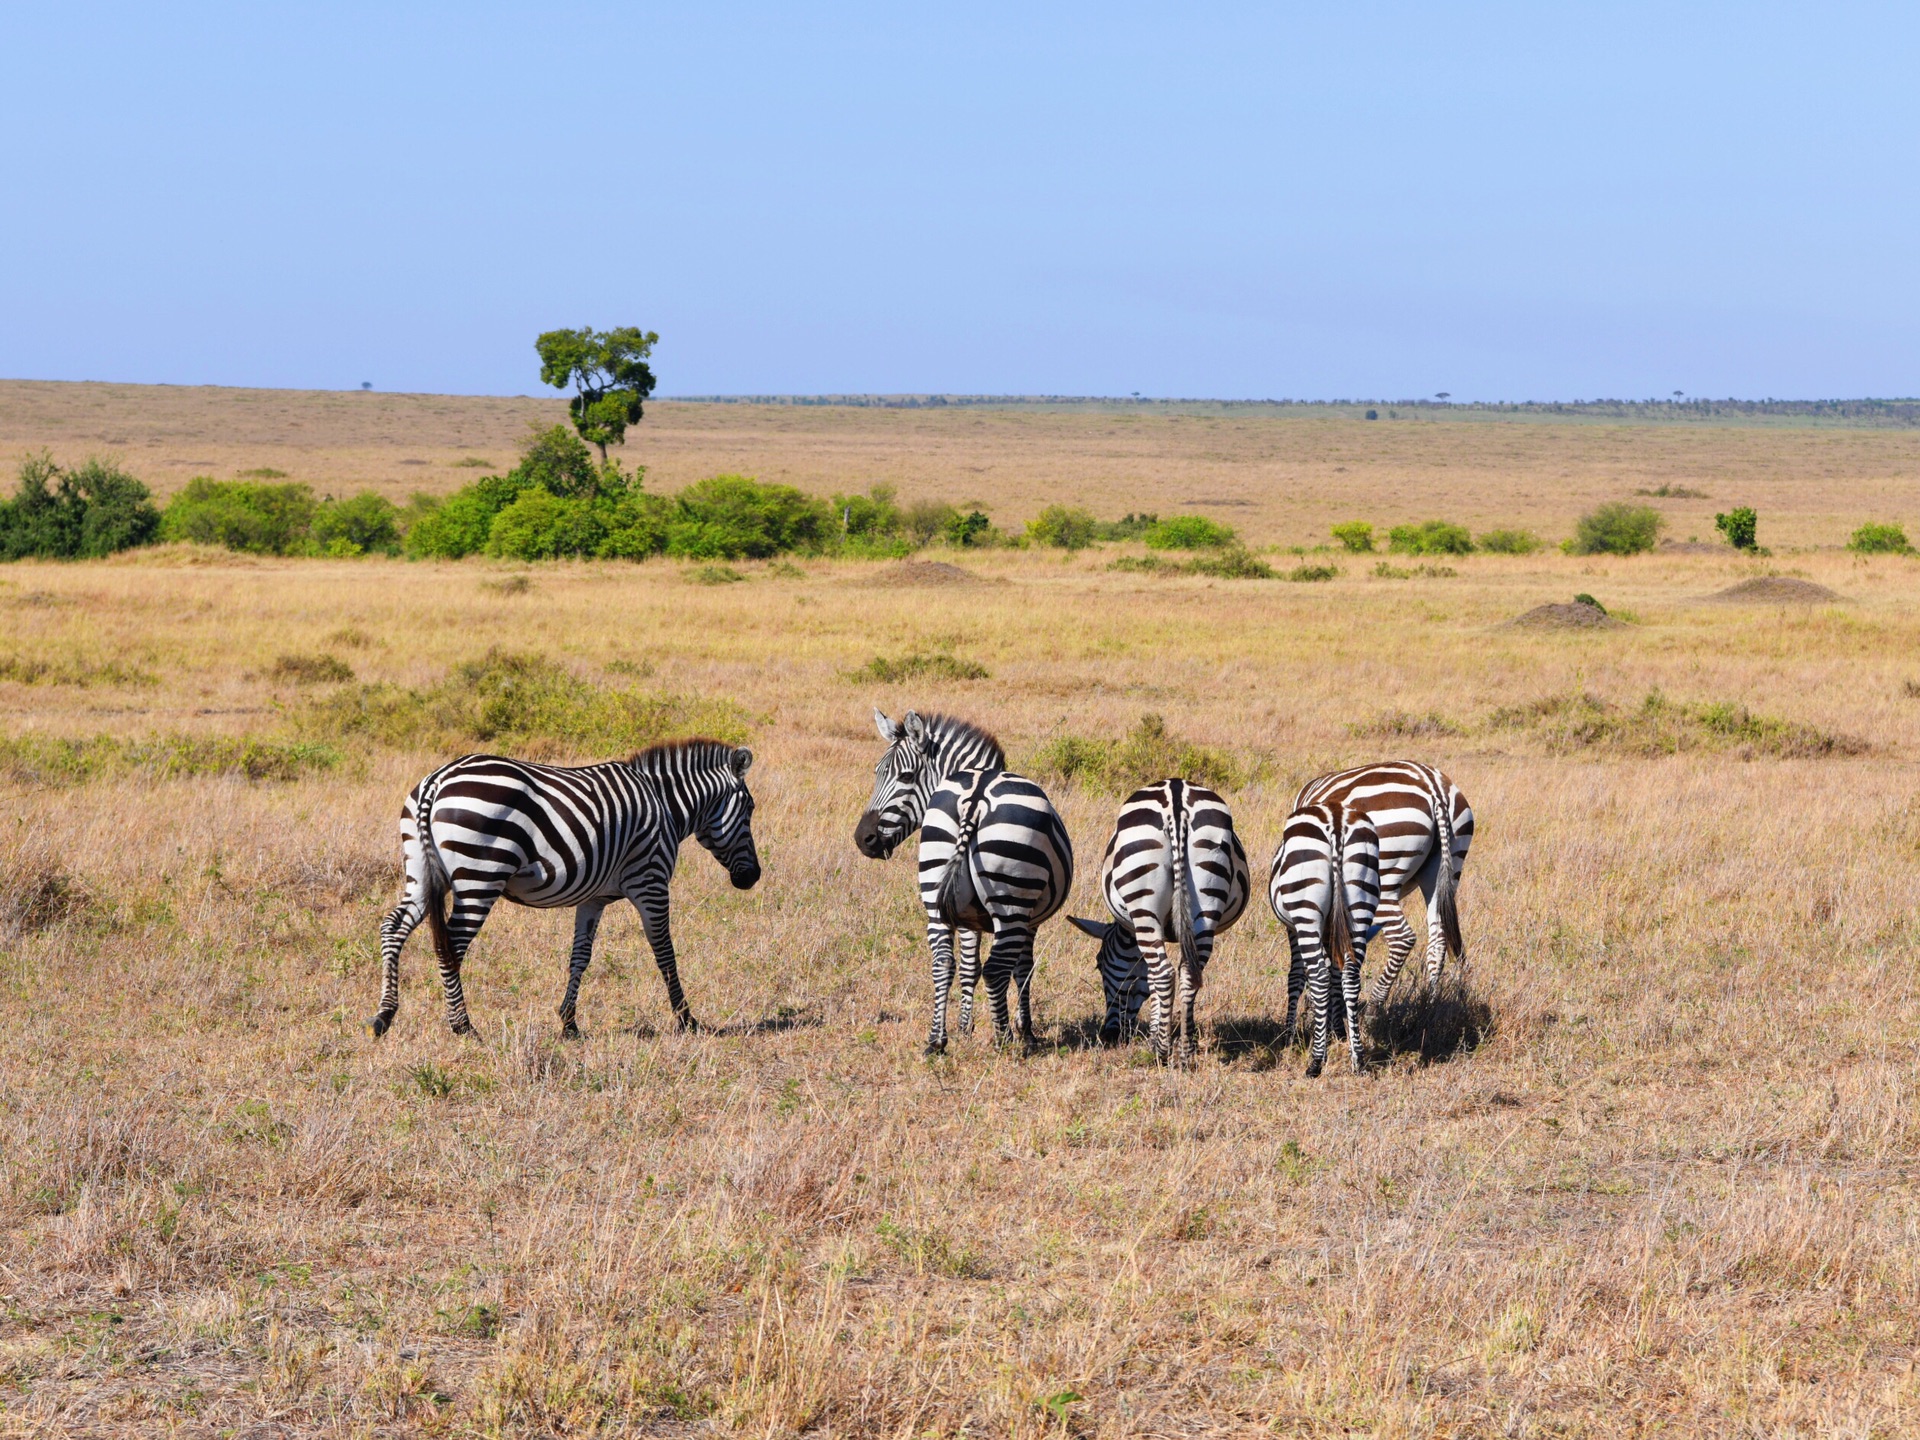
535, 326, 659, 461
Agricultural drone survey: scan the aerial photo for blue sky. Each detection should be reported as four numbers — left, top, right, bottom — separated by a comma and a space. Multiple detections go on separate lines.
2, 3, 1915, 401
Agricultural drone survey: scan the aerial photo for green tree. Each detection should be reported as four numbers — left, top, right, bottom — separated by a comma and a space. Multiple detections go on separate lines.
1330, 521, 1374, 553
0, 454, 160, 560
535, 327, 659, 463
1027, 505, 1099, 550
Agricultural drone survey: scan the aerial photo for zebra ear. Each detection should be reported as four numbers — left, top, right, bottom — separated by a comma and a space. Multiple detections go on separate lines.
1067, 915, 1113, 941
873, 708, 900, 742
902, 710, 928, 744
730, 747, 754, 777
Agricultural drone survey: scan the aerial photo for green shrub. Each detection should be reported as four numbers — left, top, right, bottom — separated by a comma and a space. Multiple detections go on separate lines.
1848, 522, 1911, 554
833, 483, 912, 554
1573, 593, 1606, 613
312, 493, 401, 556
903, 500, 959, 546
1143, 515, 1236, 550
1097, 512, 1158, 541
1477, 528, 1542, 555
1028, 713, 1242, 794
1285, 563, 1339, 582
0, 454, 161, 560
1387, 520, 1473, 556
160, 477, 319, 554
667, 474, 834, 559
941, 509, 994, 548
1568, 502, 1663, 556
1330, 521, 1374, 553
486, 489, 602, 560
1026, 505, 1099, 550
405, 489, 504, 559
1714, 507, 1758, 551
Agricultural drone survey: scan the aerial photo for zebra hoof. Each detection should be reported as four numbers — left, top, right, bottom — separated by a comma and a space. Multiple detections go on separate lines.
560, 1021, 582, 1041
1304, 1058, 1324, 1079
675, 1013, 701, 1034
923, 1040, 947, 1059
367, 1014, 392, 1039
451, 1020, 479, 1039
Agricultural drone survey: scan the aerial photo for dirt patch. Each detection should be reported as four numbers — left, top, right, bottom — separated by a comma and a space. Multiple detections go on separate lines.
1709, 577, 1841, 604
1511, 602, 1622, 630
868, 561, 990, 587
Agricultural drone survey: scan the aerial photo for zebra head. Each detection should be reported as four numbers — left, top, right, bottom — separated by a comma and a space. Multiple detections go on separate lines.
1067, 915, 1149, 1044
693, 747, 762, 889
854, 708, 939, 860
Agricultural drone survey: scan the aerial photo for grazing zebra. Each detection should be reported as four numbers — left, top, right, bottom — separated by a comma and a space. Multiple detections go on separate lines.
855, 710, 1074, 1053
370, 740, 760, 1039
1067, 778, 1251, 1063
1269, 802, 1381, 1076
1287, 761, 1473, 1019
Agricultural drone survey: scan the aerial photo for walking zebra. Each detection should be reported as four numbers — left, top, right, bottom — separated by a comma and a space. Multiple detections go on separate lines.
1068, 779, 1250, 1063
855, 710, 1074, 1054
1286, 761, 1473, 1024
370, 740, 760, 1039
1269, 801, 1381, 1076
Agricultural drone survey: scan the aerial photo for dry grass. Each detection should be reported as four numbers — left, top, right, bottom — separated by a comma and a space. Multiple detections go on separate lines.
1, 394, 1919, 1436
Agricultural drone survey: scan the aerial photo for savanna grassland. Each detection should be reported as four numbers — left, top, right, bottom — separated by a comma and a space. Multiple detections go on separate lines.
1, 383, 1919, 1438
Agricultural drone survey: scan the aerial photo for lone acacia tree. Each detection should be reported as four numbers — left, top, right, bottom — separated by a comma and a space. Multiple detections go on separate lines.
535, 326, 659, 463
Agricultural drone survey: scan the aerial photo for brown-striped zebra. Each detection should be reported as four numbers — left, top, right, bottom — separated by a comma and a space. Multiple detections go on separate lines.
1268, 801, 1381, 1076
1285, 761, 1473, 1028
1068, 778, 1250, 1064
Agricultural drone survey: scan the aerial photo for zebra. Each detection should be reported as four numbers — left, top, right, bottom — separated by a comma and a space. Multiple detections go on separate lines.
1269, 801, 1381, 1076
854, 710, 1074, 1054
1284, 761, 1473, 1028
369, 739, 760, 1039
1067, 778, 1250, 1063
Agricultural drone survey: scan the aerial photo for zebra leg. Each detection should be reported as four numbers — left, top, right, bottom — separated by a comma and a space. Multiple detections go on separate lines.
1176, 945, 1208, 1067
1366, 898, 1419, 1005
630, 884, 699, 1032
980, 927, 1022, 1046
1302, 939, 1332, 1079
1140, 934, 1176, 1065
438, 880, 504, 1037
955, 929, 982, 1034
1003, 925, 1038, 1046
1282, 924, 1305, 1045
1415, 857, 1450, 997
1342, 938, 1367, 1073
370, 890, 427, 1038
925, 920, 958, 1055
556, 901, 607, 1039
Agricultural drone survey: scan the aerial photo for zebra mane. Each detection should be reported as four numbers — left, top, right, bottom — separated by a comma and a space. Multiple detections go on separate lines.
921, 713, 1005, 766
628, 737, 741, 774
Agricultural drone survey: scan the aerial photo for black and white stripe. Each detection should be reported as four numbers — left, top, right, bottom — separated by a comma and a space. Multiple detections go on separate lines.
1268, 801, 1382, 1076
1290, 761, 1473, 1012
1068, 779, 1250, 1063
371, 739, 760, 1038
856, 711, 1074, 1053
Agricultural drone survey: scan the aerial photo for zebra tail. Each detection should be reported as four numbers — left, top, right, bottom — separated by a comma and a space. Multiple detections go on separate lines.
1167, 792, 1199, 974
416, 781, 455, 971
1325, 812, 1355, 978
1432, 796, 1463, 961
934, 778, 987, 928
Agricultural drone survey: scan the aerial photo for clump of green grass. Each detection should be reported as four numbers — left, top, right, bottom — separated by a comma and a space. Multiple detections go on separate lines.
0, 733, 342, 786
1489, 691, 1865, 759
1477, 528, 1543, 555
296, 649, 749, 754
1283, 563, 1339, 582
687, 564, 746, 585
271, 653, 354, 684
0, 655, 157, 687
1373, 562, 1457, 579
1349, 709, 1464, 740
876, 1218, 989, 1279
1029, 713, 1243, 794
479, 574, 533, 596
849, 651, 990, 683
1112, 545, 1275, 579
0, 861, 106, 936
1636, 483, 1709, 498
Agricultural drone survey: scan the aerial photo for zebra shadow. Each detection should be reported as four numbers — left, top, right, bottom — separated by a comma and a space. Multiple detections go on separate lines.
1364, 977, 1492, 1066
1052, 1015, 1122, 1052
709, 1005, 825, 1038
1210, 1016, 1297, 1067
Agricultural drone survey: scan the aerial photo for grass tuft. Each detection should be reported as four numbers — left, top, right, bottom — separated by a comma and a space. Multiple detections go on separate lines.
271, 653, 354, 684
1489, 690, 1866, 758
847, 651, 990, 683
1029, 713, 1242, 794
0, 732, 341, 786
